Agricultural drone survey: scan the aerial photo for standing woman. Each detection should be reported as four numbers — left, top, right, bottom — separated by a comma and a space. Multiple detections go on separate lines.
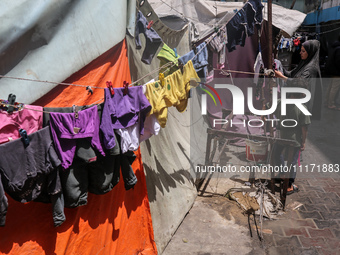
275, 40, 322, 120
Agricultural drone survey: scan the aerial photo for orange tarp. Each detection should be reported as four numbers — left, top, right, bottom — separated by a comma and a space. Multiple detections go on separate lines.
0, 40, 157, 255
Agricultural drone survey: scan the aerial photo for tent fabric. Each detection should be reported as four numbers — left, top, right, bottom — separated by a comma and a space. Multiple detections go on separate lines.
0, 0, 135, 104
262, 3, 306, 37
148, 0, 306, 39
126, 26, 197, 253
0, 40, 157, 255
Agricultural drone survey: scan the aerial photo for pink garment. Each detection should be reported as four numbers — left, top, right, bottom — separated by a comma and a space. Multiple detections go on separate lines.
0, 105, 43, 144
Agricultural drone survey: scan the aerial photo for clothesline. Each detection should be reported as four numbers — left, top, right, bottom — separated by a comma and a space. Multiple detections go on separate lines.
0, 32, 218, 90
158, 0, 218, 27
0, 0, 244, 93
2, 96, 105, 114
213, 68, 272, 76
0, 61, 175, 89
0, 2, 254, 105
0, 75, 102, 89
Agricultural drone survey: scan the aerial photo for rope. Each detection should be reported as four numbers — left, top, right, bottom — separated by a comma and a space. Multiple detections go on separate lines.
129, 61, 175, 87
213, 68, 272, 76
0, 75, 103, 89
159, 0, 217, 27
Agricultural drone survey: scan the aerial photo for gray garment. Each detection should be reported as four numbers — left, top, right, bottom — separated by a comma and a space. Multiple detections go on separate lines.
274, 59, 285, 89
135, 11, 163, 65
208, 26, 227, 66
0, 126, 65, 227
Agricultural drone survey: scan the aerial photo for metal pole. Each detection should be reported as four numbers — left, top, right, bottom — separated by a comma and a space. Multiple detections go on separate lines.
290, 0, 297, 9
268, 0, 273, 68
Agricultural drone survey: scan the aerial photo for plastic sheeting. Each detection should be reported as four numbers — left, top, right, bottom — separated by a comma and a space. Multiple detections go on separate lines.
126, 24, 198, 253
0, 40, 157, 255
0, 0, 135, 103
149, 0, 306, 39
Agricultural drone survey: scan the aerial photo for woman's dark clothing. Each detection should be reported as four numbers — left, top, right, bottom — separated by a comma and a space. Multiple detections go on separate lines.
283, 40, 322, 120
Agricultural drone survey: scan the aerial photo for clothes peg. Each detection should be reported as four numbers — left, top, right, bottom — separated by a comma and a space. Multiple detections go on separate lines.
147, 20, 154, 29
7, 94, 16, 114
72, 105, 79, 119
123, 81, 129, 95
178, 61, 184, 73
192, 43, 197, 54
86, 86, 93, 95
173, 48, 178, 58
19, 129, 30, 147
214, 26, 220, 36
106, 81, 115, 96
159, 73, 165, 87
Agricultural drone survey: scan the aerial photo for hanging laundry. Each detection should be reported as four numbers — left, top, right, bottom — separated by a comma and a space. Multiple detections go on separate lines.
44, 106, 99, 207
144, 60, 199, 127
176, 60, 200, 112
144, 69, 183, 128
226, 0, 263, 52
49, 105, 105, 170
274, 59, 285, 91
116, 122, 140, 153
135, 11, 163, 65
140, 114, 160, 142
140, 80, 161, 142
0, 175, 8, 227
157, 43, 180, 77
118, 80, 162, 147
246, 0, 263, 34
88, 133, 138, 192
253, 51, 264, 84
100, 86, 151, 150
0, 102, 43, 144
254, 51, 265, 100
44, 104, 137, 207
0, 126, 65, 227
113, 146, 137, 190
207, 26, 228, 68
226, 9, 248, 52
179, 42, 209, 79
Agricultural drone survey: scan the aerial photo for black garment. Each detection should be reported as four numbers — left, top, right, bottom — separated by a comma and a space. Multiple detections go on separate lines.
226, 0, 263, 52
226, 9, 247, 52
244, 0, 263, 36
0, 127, 65, 227
0, 175, 8, 227
326, 41, 340, 76
274, 144, 300, 187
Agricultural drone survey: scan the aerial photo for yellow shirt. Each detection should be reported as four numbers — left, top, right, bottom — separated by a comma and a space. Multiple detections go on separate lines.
144, 60, 200, 127
176, 60, 200, 112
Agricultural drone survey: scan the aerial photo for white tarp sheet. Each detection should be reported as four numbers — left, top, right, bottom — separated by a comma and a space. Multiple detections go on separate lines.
149, 0, 306, 39
0, 0, 135, 103
126, 27, 198, 253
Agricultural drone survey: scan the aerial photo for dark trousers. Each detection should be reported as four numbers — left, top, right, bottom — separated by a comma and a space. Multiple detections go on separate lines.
274, 144, 300, 187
